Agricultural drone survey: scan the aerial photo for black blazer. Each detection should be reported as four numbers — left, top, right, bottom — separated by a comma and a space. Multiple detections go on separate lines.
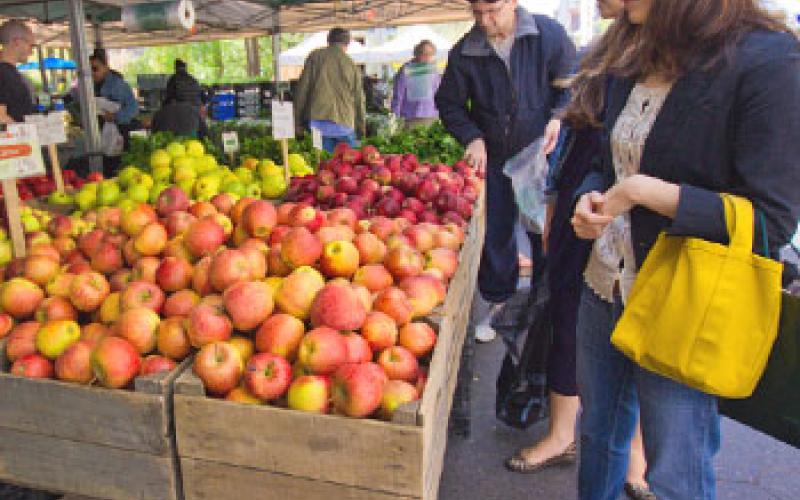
578, 30, 800, 266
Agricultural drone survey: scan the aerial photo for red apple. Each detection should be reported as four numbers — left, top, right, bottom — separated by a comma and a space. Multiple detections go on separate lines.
353, 232, 387, 265
163, 289, 201, 318
352, 264, 394, 293
372, 287, 414, 326
319, 240, 360, 278
309, 282, 367, 331
255, 313, 305, 361
399, 276, 447, 319
131, 256, 160, 283
378, 346, 419, 382
192, 256, 214, 296
5, 321, 40, 362
193, 341, 243, 396
91, 336, 142, 389
68, 272, 109, 313
297, 327, 348, 375
156, 186, 190, 217
121, 204, 158, 237
156, 316, 191, 361
54, 339, 94, 383
187, 303, 233, 347
384, 246, 424, 281
331, 362, 386, 418
287, 375, 331, 413
242, 200, 277, 239
140, 354, 177, 376
342, 332, 373, 363
155, 257, 194, 292
120, 281, 165, 313
379, 380, 419, 421
281, 227, 323, 269
244, 352, 292, 401
222, 280, 274, 331
34, 296, 77, 323
0, 313, 13, 340
209, 249, 251, 292
184, 217, 226, 258
116, 307, 160, 354
399, 322, 437, 358
164, 211, 197, 238
11, 353, 53, 379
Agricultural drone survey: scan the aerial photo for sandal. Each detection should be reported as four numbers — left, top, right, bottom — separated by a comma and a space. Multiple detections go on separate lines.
504, 442, 577, 473
624, 482, 657, 500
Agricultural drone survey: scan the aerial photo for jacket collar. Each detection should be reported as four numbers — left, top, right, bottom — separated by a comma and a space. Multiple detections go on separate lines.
461, 7, 539, 57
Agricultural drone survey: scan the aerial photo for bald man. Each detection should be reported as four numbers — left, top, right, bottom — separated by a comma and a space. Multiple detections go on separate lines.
0, 19, 36, 122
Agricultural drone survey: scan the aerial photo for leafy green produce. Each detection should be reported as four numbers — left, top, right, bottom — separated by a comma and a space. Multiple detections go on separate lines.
364, 121, 464, 165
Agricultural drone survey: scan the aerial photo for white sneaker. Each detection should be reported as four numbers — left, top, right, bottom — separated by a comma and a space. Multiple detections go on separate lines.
473, 297, 504, 343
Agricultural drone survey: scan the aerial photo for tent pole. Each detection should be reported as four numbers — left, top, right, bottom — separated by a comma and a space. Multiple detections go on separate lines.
272, 8, 281, 84
67, 0, 102, 173
245, 37, 261, 78
36, 44, 49, 94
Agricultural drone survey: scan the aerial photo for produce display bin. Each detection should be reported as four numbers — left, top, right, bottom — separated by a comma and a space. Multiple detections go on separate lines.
173, 195, 486, 500
0, 347, 188, 500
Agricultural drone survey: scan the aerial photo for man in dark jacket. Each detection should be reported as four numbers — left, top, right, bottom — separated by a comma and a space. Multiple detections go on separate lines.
435, 0, 575, 341
164, 59, 204, 107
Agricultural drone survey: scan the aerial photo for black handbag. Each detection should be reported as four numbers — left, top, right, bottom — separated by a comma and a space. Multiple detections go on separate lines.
719, 289, 800, 448
494, 274, 552, 429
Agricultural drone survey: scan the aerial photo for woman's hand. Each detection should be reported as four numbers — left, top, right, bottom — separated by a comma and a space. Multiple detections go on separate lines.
464, 138, 487, 176
572, 191, 613, 240
541, 119, 561, 155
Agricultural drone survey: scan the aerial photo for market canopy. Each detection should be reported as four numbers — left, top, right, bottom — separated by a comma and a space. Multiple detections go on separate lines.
17, 56, 77, 70
1, 0, 473, 48
360, 25, 452, 64
278, 31, 366, 66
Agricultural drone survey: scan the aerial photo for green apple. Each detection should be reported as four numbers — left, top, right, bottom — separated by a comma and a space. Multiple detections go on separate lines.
262, 174, 287, 199
47, 191, 74, 205
246, 183, 262, 199
75, 186, 98, 211
222, 179, 246, 198
21, 214, 41, 233
97, 180, 121, 207
149, 182, 170, 204
184, 139, 205, 158
177, 178, 195, 197
117, 198, 137, 214
133, 173, 154, 189
234, 167, 254, 184
150, 149, 172, 170
118, 166, 141, 187
0, 240, 12, 266
126, 183, 150, 203
152, 166, 172, 183
166, 141, 186, 158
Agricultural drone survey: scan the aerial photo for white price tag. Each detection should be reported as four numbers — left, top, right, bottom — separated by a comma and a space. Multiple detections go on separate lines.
0, 124, 46, 180
130, 129, 150, 139
311, 127, 323, 150
24, 112, 67, 146
222, 131, 240, 153
271, 101, 295, 140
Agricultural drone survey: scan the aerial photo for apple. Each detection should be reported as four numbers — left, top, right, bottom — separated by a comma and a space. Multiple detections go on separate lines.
134, 222, 168, 256
155, 186, 190, 217
222, 280, 274, 331
92, 336, 142, 389
131, 256, 160, 283
193, 341, 243, 396
352, 264, 394, 293
399, 276, 447, 319
153, 257, 193, 293
280, 227, 322, 269
384, 246, 424, 281
78, 229, 107, 258
274, 266, 325, 320
0, 313, 13, 340
120, 281, 165, 313
140, 355, 177, 376
398, 322, 437, 358
157, 316, 191, 361
255, 313, 305, 361
238, 240, 268, 280
319, 240, 360, 278
47, 214, 73, 238
267, 245, 291, 277
268, 225, 291, 246
164, 211, 197, 238
209, 249, 251, 292
34, 296, 78, 323
353, 232, 387, 265
0, 277, 44, 319
89, 242, 123, 275
309, 282, 367, 331
23, 255, 60, 286
117, 307, 160, 354
327, 208, 357, 230
121, 203, 157, 237
287, 375, 330, 414
187, 303, 233, 347
275, 202, 296, 226
225, 385, 263, 405
331, 362, 386, 418
54, 339, 95, 383
184, 217, 226, 258
162, 237, 194, 263
342, 332, 373, 363
192, 256, 214, 296
163, 289, 201, 318
297, 327, 348, 375
243, 353, 292, 401
372, 287, 414, 326
228, 335, 255, 364
188, 201, 217, 219
5, 321, 40, 362
361, 311, 399, 352
11, 353, 54, 379
316, 225, 355, 246
377, 346, 419, 382
369, 217, 397, 241
81, 322, 110, 345
379, 380, 419, 421
69, 272, 110, 313
242, 200, 277, 238
425, 248, 458, 280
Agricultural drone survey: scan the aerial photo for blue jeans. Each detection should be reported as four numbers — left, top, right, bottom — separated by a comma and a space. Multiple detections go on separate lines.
576, 285, 720, 500
322, 133, 357, 154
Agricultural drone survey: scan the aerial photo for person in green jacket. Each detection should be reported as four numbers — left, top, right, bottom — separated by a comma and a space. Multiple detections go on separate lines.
294, 27, 366, 153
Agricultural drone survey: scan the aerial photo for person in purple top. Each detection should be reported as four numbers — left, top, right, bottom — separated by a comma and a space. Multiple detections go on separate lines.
391, 40, 441, 129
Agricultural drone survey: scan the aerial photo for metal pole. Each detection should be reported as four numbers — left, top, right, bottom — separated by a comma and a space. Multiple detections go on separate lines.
93, 21, 103, 50
67, 0, 102, 173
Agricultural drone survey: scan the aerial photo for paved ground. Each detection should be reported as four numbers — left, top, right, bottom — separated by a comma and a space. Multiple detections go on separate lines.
438, 332, 800, 500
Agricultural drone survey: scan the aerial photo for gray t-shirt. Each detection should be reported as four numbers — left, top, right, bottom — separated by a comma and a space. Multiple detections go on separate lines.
490, 35, 515, 70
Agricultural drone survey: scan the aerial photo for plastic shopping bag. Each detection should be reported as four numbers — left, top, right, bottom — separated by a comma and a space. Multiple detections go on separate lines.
101, 122, 124, 156
503, 138, 549, 233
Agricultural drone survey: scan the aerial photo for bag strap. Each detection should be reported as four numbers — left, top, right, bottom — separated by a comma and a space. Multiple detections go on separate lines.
724, 194, 755, 256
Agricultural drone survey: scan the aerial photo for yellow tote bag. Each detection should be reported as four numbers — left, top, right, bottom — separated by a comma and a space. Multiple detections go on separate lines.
611, 195, 783, 398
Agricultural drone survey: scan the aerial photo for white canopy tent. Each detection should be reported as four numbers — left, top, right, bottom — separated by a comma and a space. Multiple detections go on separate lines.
278, 32, 367, 66
360, 25, 452, 64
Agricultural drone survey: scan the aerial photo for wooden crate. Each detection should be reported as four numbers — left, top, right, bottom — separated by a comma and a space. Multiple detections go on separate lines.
0, 344, 187, 500
174, 195, 486, 500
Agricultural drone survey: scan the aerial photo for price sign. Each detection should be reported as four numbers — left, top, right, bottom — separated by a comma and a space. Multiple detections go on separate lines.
24, 112, 67, 146
222, 131, 240, 153
0, 124, 46, 180
271, 101, 295, 140
130, 129, 150, 139
311, 127, 323, 150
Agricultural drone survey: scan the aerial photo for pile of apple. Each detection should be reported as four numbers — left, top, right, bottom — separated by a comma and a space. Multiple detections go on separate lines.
0, 180, 471, 421
284, 144, 481, 226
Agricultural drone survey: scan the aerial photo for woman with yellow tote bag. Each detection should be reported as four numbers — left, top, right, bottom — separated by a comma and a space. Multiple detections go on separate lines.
561, 1, 800, 499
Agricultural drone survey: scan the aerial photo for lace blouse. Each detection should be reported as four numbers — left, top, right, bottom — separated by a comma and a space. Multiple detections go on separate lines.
583, 82, 673, 303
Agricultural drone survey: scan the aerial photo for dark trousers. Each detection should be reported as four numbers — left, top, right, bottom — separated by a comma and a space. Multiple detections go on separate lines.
547, 283, 580, 396
478, 164, 530, 303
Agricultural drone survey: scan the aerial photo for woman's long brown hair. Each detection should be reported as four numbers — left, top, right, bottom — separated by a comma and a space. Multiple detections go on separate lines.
563, 0, 789, 128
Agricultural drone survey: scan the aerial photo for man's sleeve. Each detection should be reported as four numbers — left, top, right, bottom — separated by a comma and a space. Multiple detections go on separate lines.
114, 79, 139, 125
354, 66, 366, 137
434, 52, 483, 147
547, 21, 577, 115
293, 54, 314, 127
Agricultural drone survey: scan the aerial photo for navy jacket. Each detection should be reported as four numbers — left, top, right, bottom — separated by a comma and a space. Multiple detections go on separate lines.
577, 30, 800, 264
435, 9, 576, 167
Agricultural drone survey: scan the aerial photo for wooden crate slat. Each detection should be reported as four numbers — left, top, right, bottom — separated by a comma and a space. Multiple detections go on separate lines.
180, 458, 418, 500
0, 427, 179, 500
175, 370, 424, 496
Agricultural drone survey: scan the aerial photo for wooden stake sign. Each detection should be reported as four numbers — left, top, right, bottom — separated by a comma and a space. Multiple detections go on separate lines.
271, 100, 295, 183
0, 124, 46, 258
221, 131, 239, 168
25, 112, 68, 193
